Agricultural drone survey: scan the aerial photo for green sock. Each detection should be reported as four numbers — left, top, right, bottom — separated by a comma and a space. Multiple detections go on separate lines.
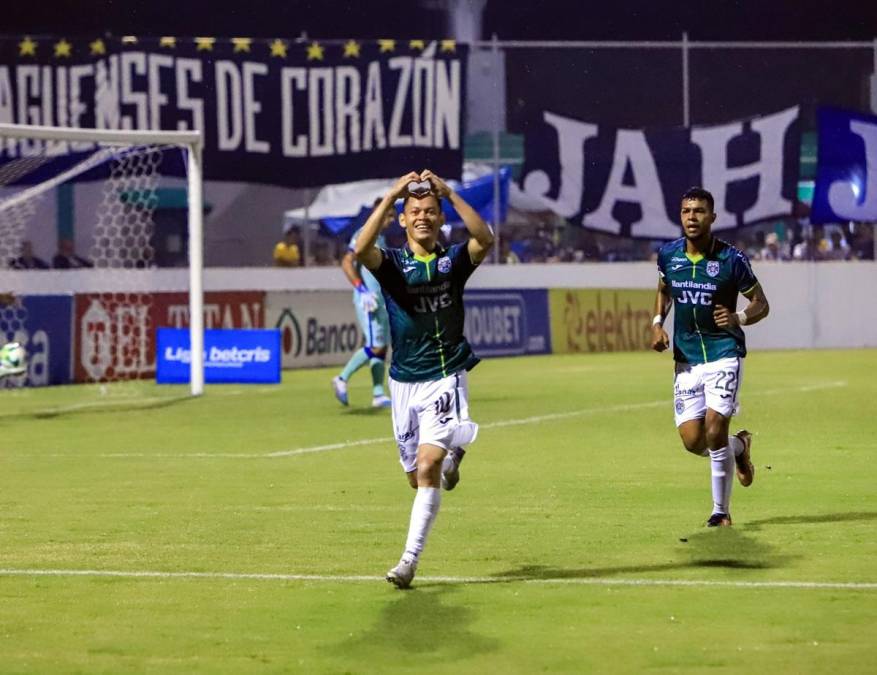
370, 358, 386, 396
340, 348, 370, 381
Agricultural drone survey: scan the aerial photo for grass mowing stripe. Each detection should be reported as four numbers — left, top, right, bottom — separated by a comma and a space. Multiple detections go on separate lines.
1, 568, 875, 590
87, 380, 847, 459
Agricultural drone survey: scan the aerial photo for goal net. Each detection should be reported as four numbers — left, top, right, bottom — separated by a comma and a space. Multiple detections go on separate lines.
0, 123, 204, 395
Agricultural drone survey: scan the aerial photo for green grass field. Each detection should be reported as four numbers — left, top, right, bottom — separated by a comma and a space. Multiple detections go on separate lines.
1, 349, 875, 673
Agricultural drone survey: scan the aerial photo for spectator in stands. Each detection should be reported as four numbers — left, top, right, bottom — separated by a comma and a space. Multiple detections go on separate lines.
9, 240, 49, 269
824, 229, 851, 260
850, 222, 874, 260
52, 238, 93, 269
273, 224, 302, 267
311, 240, 336, 266
792, 226, 824, 261
500, 238, 520, 264
759, 232, 789, 261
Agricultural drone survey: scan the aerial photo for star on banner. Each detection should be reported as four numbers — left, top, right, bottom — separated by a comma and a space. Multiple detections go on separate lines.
90, 39, 106, 55
306, 42, 324, 61
232, 37, 252, 53
18, 37, 37, 56
343, 40, 360, 58
195, 37, 215, 51
54, 39, 72, 58
160, 36, 177, 48
378, 39, 395, 53
269, 39, 287, 58
440, 39, 456, 53
409, 39, 425, 51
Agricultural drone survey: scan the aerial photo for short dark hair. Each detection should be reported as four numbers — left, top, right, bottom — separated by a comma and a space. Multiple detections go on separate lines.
681, 187, 714, 213
402, 191, 441, 210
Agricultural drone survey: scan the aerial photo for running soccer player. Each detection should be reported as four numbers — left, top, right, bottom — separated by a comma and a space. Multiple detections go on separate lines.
354, 170, 494, 588
651, 187, 770, 527
332, 199, 394, 408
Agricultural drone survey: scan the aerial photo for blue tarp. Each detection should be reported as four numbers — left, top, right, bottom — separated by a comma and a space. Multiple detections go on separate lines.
319, 167, 512, 238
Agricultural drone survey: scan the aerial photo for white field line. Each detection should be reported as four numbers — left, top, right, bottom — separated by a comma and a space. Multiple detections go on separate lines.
96, 380, 847, 459
10, 385, 281, 417
0, 567, 874, 591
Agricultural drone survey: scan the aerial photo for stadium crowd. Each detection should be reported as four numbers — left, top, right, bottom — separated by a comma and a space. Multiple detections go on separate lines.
280, 218, 875, 267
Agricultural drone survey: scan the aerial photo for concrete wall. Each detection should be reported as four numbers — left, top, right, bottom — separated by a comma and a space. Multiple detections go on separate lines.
5, 261, 876, 349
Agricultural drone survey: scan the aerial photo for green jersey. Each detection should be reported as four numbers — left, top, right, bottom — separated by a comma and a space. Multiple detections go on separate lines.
657, 237, 759, 364
371, 241, 481, 382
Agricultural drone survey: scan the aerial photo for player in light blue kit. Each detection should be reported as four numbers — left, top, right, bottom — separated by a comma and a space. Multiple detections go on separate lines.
332, 199, 394, 408
652, 187, 770, 527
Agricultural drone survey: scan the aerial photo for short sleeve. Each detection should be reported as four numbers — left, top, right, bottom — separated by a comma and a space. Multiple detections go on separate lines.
369, 248, 396, 285
732, 250, 759, 294
656, 247, 666, 279
449, 242, 477, 284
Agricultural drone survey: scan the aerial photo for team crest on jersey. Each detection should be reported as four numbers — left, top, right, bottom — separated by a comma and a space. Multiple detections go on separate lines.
706, 260, 720, 277
438, 256, 451, 273
675, 398, 685, 415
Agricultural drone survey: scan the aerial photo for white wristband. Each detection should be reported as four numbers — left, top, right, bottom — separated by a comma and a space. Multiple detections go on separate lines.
735, 311, 748, 326
652, 314, 664, 327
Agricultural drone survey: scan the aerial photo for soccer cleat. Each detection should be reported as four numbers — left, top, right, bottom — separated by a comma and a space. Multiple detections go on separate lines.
371, 394, 391, 408
734, 429, 755, 487
386, 558, 417, 589
332, 376, 349, 406
440, 448, 466, 491
706, 512, 732, 527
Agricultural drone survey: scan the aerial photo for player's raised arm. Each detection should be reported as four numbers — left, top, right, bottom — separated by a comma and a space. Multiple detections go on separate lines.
354, 172, 420, 270
651, 278, 672, 352
422, 170, 494, 264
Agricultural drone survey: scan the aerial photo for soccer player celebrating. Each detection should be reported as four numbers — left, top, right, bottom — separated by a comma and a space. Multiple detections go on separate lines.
332, 199, 394, 408
354, 170, 494, 588
651, 187, 770, 527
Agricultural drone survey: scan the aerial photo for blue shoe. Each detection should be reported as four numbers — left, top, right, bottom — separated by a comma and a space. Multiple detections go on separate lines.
371, 394, 391, 408
332, 376, 349, 406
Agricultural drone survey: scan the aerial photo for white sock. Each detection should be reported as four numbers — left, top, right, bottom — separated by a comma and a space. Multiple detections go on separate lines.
708, 445, 735, 514
728, 435, 744, 457
402, 487, 441, 562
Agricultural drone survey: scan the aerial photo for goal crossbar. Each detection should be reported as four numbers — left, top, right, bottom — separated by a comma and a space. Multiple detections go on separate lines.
0, 123, 205, 396
0, 123, 201, 147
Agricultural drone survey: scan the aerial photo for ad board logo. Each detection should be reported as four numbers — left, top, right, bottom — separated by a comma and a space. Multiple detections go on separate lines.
275, 309, 303, 357
274, 307, 359, 359
156, 328, 280, 384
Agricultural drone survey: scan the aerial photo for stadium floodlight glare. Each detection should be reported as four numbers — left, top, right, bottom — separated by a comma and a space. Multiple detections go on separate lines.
0, 123, 205, 396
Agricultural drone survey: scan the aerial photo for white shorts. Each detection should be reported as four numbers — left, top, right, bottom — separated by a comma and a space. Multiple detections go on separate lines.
673, 356, 744, 427
389, 371, 479, 473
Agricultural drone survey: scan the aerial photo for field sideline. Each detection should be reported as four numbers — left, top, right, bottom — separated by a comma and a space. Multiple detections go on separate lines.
1, 349, 875, 673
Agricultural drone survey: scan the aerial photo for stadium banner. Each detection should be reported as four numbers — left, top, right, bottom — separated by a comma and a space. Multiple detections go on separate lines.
463, 289, 551, 357
549, 288, 655, 353
156, 328, 280, 384
520, 107, 801, 238
811, 107, 877, 223
0, 36, 467, 186
73, 290, 265, 382
2, 295, 74, 386
266, 290, 363, 369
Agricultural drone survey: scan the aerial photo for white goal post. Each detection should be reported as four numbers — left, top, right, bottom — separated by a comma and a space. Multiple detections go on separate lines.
0, 123, 205, 395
